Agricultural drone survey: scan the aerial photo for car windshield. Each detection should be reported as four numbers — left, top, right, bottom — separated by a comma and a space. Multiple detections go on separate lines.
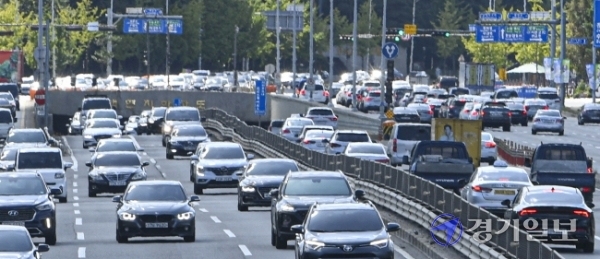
538, 93, 559, 99
165, 110, 200, 121
152, 108, 166, 117
17, 152, 62, 169
95, 154, 140, 167
396, 126, 430, 140
478, 172, 529, 182
0, 230, 33, 252
287, 119, 313, 126
202, 146, 245, 159
206, 78, 221, 84
308, 209, 384, 232
346, 144, 385, 155
307, 109, 334, 116
0, 177, 47, 195
0, 149, 16, 161
524, 192, 583, 204
0, 111, 12, 123
96, 141, 136, 152
91, 111, 116, 119
82, 100, 111, 110
537, 111, 560, 117
87, 120, 118, 128
124, 184, 186, 202
246, 161, 298, 176
305, 131, 334, 139
6, 131, 46, 143
496, 91, 518, 99
335, 133, 370, 142
173, 127, 207, 137
283, 177, 351, 196
0, 93, 13, 101
364, 82, 379, 87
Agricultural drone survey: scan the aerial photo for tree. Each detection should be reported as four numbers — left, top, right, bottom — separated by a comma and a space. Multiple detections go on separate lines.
332, 8, 351, 47
0, 0, 37, 68
431, 0, 467, 67
565, 0, 592, 80
510, 0, 550, 66
356, 1, 381, 60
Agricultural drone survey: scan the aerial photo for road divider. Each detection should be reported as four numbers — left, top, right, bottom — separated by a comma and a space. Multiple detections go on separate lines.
200, 108, 564, 259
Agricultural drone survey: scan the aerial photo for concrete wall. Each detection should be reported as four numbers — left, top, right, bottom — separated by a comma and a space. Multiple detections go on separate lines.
47, 90, 271, 122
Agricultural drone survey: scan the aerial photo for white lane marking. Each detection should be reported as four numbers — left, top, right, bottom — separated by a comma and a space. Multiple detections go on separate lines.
394, 245, 415, 259
61, 136, 78, 172
77, 232, 84, 240
150, 158, 157, 164
74, 174, 78, 179
73, 182, 78, 187
75, 218, 82, 225
74, 196, 79, 201
73, 203, 79, 207
155, 165, 166, 178
128, 135, 143, 151
238, 245, 252, 256
74, 210, 80, 214
143, 152, 147, 156
210, 216, 221, 223
73, 189, 78, 193
198, 208, 208, 213
223, 229, 236, 237
78, 247, 86, 258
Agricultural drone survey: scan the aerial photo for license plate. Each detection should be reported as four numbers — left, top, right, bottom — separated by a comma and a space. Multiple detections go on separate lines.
215, 176, 232, 182
109, 181, 127, 186
145, 222, 168, 228
592, 117, 600, 120
494, 189, 515, 195
263, 193, 271, 198
543, 119, 554, 123
2, 221, 24, 226
185, 146, 196, 151
400, 117, 410, 120
490, 112, 502, 117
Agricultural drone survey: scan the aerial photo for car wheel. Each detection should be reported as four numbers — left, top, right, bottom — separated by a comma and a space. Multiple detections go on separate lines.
58, 197, 67, 203
161, 137, 166, 147
559, 130, 564, 136
275, 229, 287, 249
502, 125, 510, 132
521, 121, 527, 126
237, 196, 248, 212
577, 240, 594, 253
193, 184, 203, 194
82, 144, 87, 149
116, 228, 128, 243
45, 226, 57, 245
166, 152, 174, 160
531, 130, 537, 135
88, 188, 96, 197
271, 228, 276, 246
578, 120, 584, 125
183, 228, 196, 242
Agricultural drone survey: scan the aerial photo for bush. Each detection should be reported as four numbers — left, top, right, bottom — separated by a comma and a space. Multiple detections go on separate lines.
574, 82, 590, 98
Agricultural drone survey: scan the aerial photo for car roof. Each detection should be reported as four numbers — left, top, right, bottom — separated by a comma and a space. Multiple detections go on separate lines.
394, 123, 430, 127
98, 138, 134, 143
478, 165, 527, 174
307, 107, 333, 111
288, 171, 345, 178
286, 118, 313, 122
314, 202, 374, 211
86, 118, 119, 122
167, 106, 198, 111
17, 147, 61, 153
249, 158, 296, 164
335, 130, 368, 134
173, 124, 205, 129
129, 180, 182, 187
95, 151, 139, 156
89, 109, 115, 112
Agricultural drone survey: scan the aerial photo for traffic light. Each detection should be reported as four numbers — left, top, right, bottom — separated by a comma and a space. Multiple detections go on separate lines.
398, 29, 405, 36
431, 31, 450, 37
394, 36, 400, 42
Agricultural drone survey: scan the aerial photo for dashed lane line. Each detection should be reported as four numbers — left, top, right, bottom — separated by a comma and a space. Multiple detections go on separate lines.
78, 247, 86, 258
238, 245, 252, 256
223, 229, 236, 238
77, 232, 85, 240
73, 203, 79, 207
154, 165, 167, 178
210, 216, 221, 223
75, 218, 82, 225
74, 196, 79, 201
61, 136, 78, 172
198, 208, 208, 212
73, 189, 78, 193
73, 182, 78, 187
74, 174, 78, 179
74, 210, 81, 215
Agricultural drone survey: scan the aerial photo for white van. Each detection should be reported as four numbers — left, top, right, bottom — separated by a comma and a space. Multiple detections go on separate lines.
536, 87, 560, 110
385, 123, 431, 166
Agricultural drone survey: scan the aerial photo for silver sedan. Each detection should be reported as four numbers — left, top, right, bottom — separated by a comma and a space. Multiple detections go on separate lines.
531, 109, 565, 135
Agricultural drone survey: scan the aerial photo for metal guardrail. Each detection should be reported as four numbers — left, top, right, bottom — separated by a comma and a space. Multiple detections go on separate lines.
199, 107, 564, 259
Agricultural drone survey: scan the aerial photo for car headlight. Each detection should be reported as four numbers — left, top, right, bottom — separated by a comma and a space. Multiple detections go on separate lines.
370, 239, 388, 248
305, 240, 325, 250
89, 172, 103, 181
280, 202, 294, 211
119, 212, 136, 221
84, 134, 93, 138
113, 134, 121, 138
148, 118, 155, 124
35, 202, 52, 211
163, 125, 172, 132
54, 172, 64, 179
196, 166, 204, 176
131, 172, 146, 180
241, 186, 255, 192
139, 123, 147, 126
177, 212, 194, 220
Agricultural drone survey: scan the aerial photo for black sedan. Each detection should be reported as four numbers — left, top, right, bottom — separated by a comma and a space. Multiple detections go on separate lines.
502, 185, 595, 253
113, 180, 200, 243
237, 158, 300, 211
578, 103, 600, 125
0, 225, 50, 258
507, 103, 528, 126
165, 124, 210, 159
87, 152, 150, 197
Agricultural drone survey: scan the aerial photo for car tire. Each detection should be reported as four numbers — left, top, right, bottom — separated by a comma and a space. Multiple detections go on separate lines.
161, 137, 166, 147
502, 125, 510, 132
45, 226, 57, 245
58, 197, 67, 203
166, 152, 174, 160
271, 227, 277, 246
577, 241, 594, 253
82, 143, 87, 149
559, 130, 564, 136
88, 188, 96, 197
183, 229, 196, 242
237, 196, 248, 212
274, 230, 287, 249
193, 184, 203, 194
521, 121, 528, 127
116, 229, 128, 243
531, 130, 537, 135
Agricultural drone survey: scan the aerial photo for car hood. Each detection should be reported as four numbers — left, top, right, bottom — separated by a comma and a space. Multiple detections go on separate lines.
83, 128, 121, 135
120, 201, 190, 214
345, 153, 388, 160
308, 230, 385, 244
93, 166, 141, 174
198, 159, 247, 167
241, 175, 285, 187
0, 195, 47, 207
4, 143, 48, 148
170, 136, 209, 142
165, 121, 201, 127
0, 252, 34, 259
283, 196, 354, 208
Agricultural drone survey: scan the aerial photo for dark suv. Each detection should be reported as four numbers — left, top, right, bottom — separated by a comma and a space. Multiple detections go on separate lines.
481, 102, 511, 131
270, 171, 365, 249
0, 173, 61, 245
292, 202, 400, 259
441, 97, 467, 118
506, 103, 528, 126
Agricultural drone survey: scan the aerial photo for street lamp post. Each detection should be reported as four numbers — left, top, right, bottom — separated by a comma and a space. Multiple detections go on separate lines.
166, 0, 171, 89
351, 0, 358, 111
234, 25, 239, 90
328, 0, 335, 108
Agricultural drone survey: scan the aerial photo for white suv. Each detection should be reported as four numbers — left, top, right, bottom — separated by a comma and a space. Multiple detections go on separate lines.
304, 107, 338, 129
324, 130, 372, 155
385, 123, 431, 166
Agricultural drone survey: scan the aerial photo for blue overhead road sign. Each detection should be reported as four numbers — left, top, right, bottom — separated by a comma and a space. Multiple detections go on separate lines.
254, 80, 266, 116
479, 12, 502, 21
381, 42, 399, 59
123, 18, 183, 34
594, 0, 600, 48
475, 25, 499, 42
143, 8, 163, 16
476, 25, 548, 43
507, 12, 530, 21
468, 24, 476, 32
568, 38, 587, 45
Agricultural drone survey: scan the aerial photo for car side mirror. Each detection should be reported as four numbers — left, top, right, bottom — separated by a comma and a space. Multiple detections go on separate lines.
586, 159, 593, 169
246, 153, 255, 160
88, 147, 95, 152
66, 123, 71, 127
190, 155, 199, 161
335, 152, 341, 155
562, 116, 567, 120
371, 139, 377, 143
49, 188, 62, 195
402, 155, 409, 165
235, 170, 244, 176
5, 164, 14, 171
117, 115, 123, 120
112, 195, 122, 203
37, 244, 50, 253
142, 161, 150, 167
524, 158, 531, 168
588, 203, 595, 209
63, 162, 73, 169
201, 117, 207, 122
467, 157, 473, 163
269, 189, 279, 197
85, 161, 92, 167
290, 224, 304, 234
386, 222, 400, 232
322, 139, 329, 143
531, 181, 539, 185
296, 139, 302, 143
137, 147, 145, 152
457, 179, 466, 186
354, 189, 365, 199
501, 199, 511, 208
189, 195, 201, 202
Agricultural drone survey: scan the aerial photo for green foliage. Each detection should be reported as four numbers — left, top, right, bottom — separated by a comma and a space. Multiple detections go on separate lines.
356, 1, 381, 57
565, 0, 592, 81
432, 0, 467, 61
0, 0, 36, 67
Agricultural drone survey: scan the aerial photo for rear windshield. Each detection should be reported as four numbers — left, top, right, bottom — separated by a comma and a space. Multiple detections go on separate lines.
346, 144, 385, 154
314, 85, 324, 91
439, 79, 458, 87
417, 145, 468, 159
451, 88, 469, 95
479, 172, 530, 182
538, 93, 559, 99
308, 109, 333, 116
524, 192, 583, 204
287, 119, 313, 126
452, 100, 467, 107
18, 152, 62, 169
536, 146, 586, 160
165, 110, 200, 121
364, 82, 379, 87
397, 126, 430, 140
0, 84, 18, 99
83, 99, 111, 110
270, 120, 284, 127
335, 133, 370, 142
537, 110, 560, 117
495, 91, 518, 99
246, 161, 299, 176
369, 92, 381, 97
305, 131, 334, 139
507, 103, 523, 110
0, 111, 12, 123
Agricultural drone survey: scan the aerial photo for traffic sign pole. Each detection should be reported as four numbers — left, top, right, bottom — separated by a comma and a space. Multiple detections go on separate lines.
379, 0, 387, 121
593, 0, 600, 103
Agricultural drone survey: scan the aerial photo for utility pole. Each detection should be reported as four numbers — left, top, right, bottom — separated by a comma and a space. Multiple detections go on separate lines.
328, 0, 335, 108
51, 0, 56, 79
559, 0, 566, 109
308, 0, 314, 101
107, 0, 113, 76
276, 0, 281, 93
379, 0, 387, 120
292, 0, 298, 98
366, 0, 372, 70
44, 19, 50, 128
409, 0, 418, 71
351, 0, 358, 111
166, 0, 170, 89
146, 27, 150, 76
549, 0, 556, 88
234, 25, 239, 89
